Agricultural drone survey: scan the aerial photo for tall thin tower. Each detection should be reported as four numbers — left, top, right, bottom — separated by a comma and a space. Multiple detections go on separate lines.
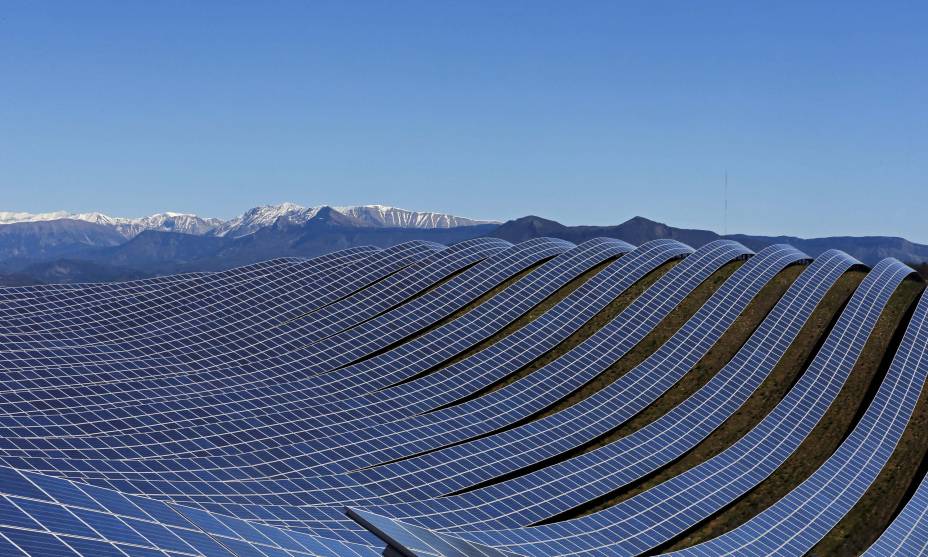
724, 171, 728, 236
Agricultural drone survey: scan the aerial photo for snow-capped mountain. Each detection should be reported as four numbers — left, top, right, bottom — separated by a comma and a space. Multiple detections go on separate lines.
0, 211, 222, 238
0, 210, 115, 227
335, 205, 495, 229
0, 204, 497, 240
209, 203, 324, 238
213, 203, 497, 238
121, 213, 224, 238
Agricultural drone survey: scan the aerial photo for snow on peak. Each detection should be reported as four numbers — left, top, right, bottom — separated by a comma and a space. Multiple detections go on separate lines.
124, 213, 223, 237
335, 205, 497, 229
0, 210, 221, 238
1, 203, 498, 239
0, 210, 106, 225
210, 203, 324, 237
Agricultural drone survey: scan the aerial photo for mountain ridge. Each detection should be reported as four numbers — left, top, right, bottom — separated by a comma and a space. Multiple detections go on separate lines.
1, 203, 498, 239
2, 207, 928, 284
491, 215, 928, 265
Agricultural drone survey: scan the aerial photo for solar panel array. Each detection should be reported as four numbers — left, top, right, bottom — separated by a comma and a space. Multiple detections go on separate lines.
346, 249, 857, 532
1, 235, 926, 556
671, 271, 928, 554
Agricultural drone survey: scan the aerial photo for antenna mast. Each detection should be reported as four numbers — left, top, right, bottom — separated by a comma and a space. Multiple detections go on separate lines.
724, 171, 728, 236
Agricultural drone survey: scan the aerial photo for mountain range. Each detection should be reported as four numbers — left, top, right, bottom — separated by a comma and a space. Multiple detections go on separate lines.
1, 203, 926, 284
491, 215, 928, 267
0, 203, 494, 239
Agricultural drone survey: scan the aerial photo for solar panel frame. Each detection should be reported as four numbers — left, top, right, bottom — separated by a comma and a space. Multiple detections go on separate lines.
670, 285, 928, 556
346, 249, 856, 534
427, 258, 914, 556
0, 238, 566, 418
0, 466, 387, 555
0, 242, 580, 448
0, 240, 442, 369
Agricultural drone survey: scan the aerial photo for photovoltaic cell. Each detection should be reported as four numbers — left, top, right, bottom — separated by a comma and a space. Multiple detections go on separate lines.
0, 237, 588, 456
2, 236, 921, 557
347, 249, 855, 534
0, 466, 387, 556
673, 286, 928, 556
351, 258, 914, 556
0, 238, 562, 418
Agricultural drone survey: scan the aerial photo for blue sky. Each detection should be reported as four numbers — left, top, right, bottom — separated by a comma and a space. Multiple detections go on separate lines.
2, 2, 926, 241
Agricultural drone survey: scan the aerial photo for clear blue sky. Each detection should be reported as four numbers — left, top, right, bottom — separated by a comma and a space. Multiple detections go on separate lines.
2, 2, 926, 240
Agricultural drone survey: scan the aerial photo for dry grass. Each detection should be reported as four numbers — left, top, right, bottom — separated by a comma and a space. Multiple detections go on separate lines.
436, 256, 618, 371
547, 270, 864, 528
535, 260, 746, 420
342, 253, 928, 550
812, 279, 927, 556
663, 276, 923, 552
570, 264, 805, 459
445, 259, 682, 404
910, 262, 928, 280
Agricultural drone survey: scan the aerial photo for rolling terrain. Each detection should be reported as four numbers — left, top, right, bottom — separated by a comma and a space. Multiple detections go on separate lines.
3, 205, 927, 284
0, 237, 926, 556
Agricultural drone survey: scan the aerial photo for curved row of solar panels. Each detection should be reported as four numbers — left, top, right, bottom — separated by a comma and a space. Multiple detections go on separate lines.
1, 236, 927, 556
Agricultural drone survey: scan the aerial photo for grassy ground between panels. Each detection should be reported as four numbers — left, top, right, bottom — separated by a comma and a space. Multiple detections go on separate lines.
571, 263, 805, 457
525, 263, 806, 523
659, 276, 924, 553
442, 260, 743, 495
402, 255, 619, 384
432, 258, 680, 408
910, 262, 928, 280
537, 259, 746, 419
813, 279, 927, 556
541, 270, 863, 526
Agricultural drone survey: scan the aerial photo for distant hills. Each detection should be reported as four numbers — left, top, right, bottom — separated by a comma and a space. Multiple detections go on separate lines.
0, 204, 498, 284
491, 215, 928, 266
1, 204, 927, 284
0, 210, 222, 238
0, 203, 496, 239
0, 219, 124, 262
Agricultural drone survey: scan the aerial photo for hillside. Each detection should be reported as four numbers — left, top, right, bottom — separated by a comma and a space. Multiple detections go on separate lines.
0, 219, 124, 263
3, 241, 927, 556
492, 215, 928, 265
913, 262, 928, 279
3, 207, 928, 283
62, 211, 495, 275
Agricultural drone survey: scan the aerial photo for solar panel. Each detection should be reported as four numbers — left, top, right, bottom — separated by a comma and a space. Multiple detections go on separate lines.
0, 246, 378, 303
0, 240, 432, 404
0, 240, 440, 370
2, 236, 922, 556
0, 244, 439, 348
0, 241, 754, 545
672, 285, 928, 556
0, 238, 508, 439
0, 239, 627, 466
40, 238, 631, 445
0, 244, 386, 337
0, 238, 586, 449
0, 466, 385, 556
99, 243, 794, 539
376, 258, 913, 556
0, 238, 568, 417
346, 249, 857, 533
256, 243, 782, 481
864, 476, 928, 556
130, 239, 689, 455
